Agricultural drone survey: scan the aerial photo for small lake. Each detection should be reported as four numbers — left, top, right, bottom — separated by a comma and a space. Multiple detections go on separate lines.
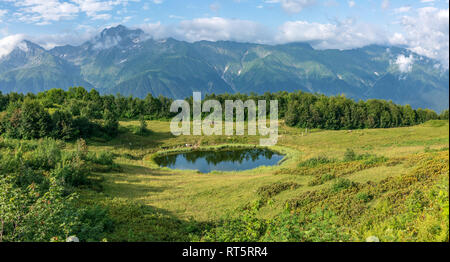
154, 148, 285, 173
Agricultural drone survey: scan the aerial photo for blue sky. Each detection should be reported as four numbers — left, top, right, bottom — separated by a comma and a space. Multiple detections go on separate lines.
0, 0, 449, 67
1, 0, 447, 34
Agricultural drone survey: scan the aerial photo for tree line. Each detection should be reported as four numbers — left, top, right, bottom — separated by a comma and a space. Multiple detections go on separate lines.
0, 87, 173, 140
200, 92, 448, 129
0, 87, 448, 141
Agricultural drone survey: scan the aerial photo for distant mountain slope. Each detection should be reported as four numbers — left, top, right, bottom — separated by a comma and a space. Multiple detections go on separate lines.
0, 40, 93, 94
0, 25, 448, 111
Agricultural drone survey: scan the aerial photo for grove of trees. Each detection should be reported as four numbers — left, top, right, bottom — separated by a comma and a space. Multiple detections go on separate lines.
0, 88, 448, 141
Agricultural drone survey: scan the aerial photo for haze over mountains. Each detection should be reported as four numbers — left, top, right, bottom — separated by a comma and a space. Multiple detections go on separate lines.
0, 25, 448, 112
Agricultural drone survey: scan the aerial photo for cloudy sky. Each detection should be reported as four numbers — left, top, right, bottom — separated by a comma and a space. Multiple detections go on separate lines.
0, 0, 449, 67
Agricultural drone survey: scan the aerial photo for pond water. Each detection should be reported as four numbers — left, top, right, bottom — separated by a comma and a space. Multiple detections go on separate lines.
154, 148, 284, 173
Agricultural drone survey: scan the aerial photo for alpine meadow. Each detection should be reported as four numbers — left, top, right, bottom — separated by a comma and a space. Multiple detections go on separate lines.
0, 0, 449, 246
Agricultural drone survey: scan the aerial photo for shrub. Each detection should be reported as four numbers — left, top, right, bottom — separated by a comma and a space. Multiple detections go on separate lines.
73, 206, 115, 242
51, 164, 89, 189
83, 151, 121, 172
331, 178, 357, 193
257, 182, 300, 199
308, 173, 336, 186
0, 177, 78, 242
298, 155, 335, 168
356, 192, 373, 203
23, 138, 62, 171
86, 151, 115, 166
0, 134, 116, 242
51, 109, 78, 140
138, 116, 148, 135
102, 109, 119, 137
201, 208, 266, 242
262, 208, 351, 242
343, 149, 387, 165
344, 148, 356, 161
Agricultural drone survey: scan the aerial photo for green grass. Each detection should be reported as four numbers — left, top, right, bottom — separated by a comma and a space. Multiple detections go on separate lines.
72, 120, 449, 242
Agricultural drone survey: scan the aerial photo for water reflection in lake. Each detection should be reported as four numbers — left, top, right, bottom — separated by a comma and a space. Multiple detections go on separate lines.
154, 148, 284, 173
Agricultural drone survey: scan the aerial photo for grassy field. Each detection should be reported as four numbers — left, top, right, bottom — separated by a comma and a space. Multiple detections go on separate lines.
75, 120, 449, 242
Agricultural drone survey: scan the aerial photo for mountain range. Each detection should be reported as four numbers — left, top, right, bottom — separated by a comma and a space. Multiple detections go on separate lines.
0, 25, 448, 112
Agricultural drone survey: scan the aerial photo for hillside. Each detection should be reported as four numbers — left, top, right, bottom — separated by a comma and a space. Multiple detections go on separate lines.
71, 119, 450, 241
1, 88, 448, 242
0, 25, 448, 112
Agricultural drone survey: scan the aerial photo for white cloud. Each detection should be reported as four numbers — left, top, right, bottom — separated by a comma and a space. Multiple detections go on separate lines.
91, 13, 111, 20
348, 1, 355, 8
265, 0, 316, 14
7, 0, 136, 24
13, 0, 80, 24
2, 2, 448, 69
139, 22, 169, 39
276, 19, 388, 50
71, 0, 121, 19
394, 6, 411, 14
392, 7, 449, 68
276, 21, 335, 42
394, 54, 414, 73
172, 17, 271, 43
27, 24, 102, 49
389, 32, 408, 45
0, 34, 25, 58
139, 17, 389, 50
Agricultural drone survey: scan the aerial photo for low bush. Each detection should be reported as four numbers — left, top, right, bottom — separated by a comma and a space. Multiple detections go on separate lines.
86, 151, 115, 166
355, 192, 373, 203
331, 178, 357, 193
308, 173, 336, 186
0, 137, 116, 242
298, 155, 335, 168
257, 182, 300, 199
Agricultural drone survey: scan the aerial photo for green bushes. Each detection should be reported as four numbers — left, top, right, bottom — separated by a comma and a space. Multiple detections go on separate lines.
284, 150, 449, 242
359, 174, 449, 242
52, 164, 89, 189
0, 138, 118, 242
0, 98, 120, 141
283, 93, 439, 129
331, 178, 357, 193
199, 207, 351, 242
298, 155, 335, 168
73, 206, 115, 242
86, 151, 115, 166
0, 176, 114, 242
343, 148, 387, 164
438, 109, 449, 120
1, 88, 442, 134
262, 208, 351, 242
0, 177, 78, 242
355, 192, 373, 203
83, 151, 121, 172
308, 173, 336, 186
295, 151, 388, 182
137, 116, 149, 136
344, 148, 357, 161
102, 198, 198, 242
1, 99, 51, 139
23, 139, 63, 171
201, 208, 267, 242
257, 182, 300, 199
